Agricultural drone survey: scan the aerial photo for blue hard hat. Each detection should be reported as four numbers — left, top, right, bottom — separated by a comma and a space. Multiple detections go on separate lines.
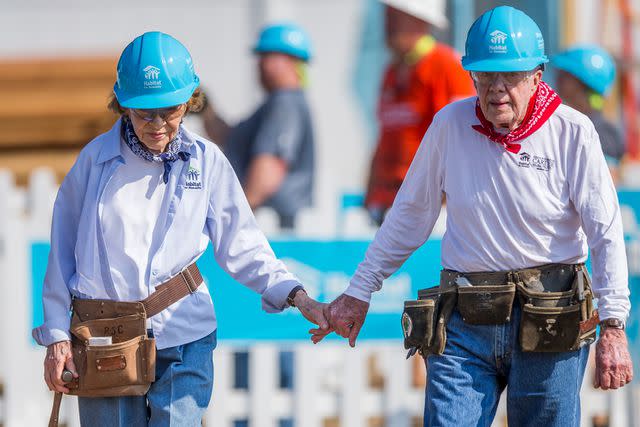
253, 23, 312, 62
114, 31, 200, 109
552, 45, 616, 95
462, 6, 548, 72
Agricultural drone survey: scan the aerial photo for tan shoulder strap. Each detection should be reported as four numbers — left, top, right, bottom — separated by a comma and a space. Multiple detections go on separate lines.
141, 263, 203, 317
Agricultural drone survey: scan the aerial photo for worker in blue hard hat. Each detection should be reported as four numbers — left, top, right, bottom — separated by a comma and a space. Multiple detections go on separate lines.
34, 31, 328, 426
203, 22, 315, 229
553, 45, 625, 182
313, 6, 632, 426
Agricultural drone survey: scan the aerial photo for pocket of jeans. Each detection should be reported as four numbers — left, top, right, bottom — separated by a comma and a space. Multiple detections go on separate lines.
457, 283, 515, 325
402, 299, 437, 351
519, 304, 581, 352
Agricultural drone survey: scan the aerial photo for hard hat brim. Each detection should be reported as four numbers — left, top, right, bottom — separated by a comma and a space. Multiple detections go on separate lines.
114, 78, 200, 109
462, 57, 548, 72
252, 46, 311, 62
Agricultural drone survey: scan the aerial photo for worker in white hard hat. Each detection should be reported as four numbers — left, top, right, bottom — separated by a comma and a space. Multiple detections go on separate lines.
364, 0, 474, 225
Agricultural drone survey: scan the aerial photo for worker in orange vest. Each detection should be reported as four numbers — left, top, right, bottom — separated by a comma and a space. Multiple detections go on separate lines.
366, 0, 475, 225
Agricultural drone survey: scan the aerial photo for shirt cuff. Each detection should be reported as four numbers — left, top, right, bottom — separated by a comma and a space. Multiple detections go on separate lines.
261, 280, 302, 313
596, 292, 631, 322
32, 315, 72, 347
344, 283, 373, 303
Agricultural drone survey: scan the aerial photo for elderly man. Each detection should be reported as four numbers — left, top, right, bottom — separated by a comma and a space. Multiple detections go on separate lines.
365, 0, 474, 225
313, 6, 632, 426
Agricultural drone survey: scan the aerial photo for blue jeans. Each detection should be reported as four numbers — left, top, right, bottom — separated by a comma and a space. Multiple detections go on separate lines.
78, 330, 217, 427
425, 305, 589, 427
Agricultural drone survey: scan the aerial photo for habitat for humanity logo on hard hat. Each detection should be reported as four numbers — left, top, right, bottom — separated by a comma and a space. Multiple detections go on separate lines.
489, 30, 508, 53
143, 65, 162, 89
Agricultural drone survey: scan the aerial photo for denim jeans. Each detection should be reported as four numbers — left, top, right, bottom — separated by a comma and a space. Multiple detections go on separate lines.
425, 304, 589, 427
78, 330, 217, 427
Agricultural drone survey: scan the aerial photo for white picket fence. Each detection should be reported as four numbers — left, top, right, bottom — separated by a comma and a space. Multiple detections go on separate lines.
0, 168, 638, 427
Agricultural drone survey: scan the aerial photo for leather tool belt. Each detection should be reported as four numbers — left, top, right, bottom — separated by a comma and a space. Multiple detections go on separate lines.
401, 263, 599, 359
49, 263, 203, 427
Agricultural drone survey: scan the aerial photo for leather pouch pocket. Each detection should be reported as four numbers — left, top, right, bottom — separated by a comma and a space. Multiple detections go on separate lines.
410, 286, 458, 356
517, 284, 574, 308
402, 299, 437, 351
457, 283, 516, 325
84, 335, 155, 391
73, 335, 156, 392
71, 314, 146, 344
69, 312, 155, 397
520, 304, 581, 352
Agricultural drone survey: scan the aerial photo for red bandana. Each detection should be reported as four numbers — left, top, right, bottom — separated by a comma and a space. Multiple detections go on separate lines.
471, 81, 562, 154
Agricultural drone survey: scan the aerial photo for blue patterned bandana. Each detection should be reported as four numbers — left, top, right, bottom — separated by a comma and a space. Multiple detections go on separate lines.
122, 117, 191, 183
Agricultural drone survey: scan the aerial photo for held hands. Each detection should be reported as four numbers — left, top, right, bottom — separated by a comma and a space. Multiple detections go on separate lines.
292, 289, 330, 333
44, 340, 78, 393
309, 293, 370, 347
595, 327, 634, 390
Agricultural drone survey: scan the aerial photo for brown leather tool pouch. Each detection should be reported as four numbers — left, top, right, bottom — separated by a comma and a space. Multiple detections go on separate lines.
457, 283, 516, 325
49, 263, 204, 427
67, 299, 155, 397
518, 264, 597, 352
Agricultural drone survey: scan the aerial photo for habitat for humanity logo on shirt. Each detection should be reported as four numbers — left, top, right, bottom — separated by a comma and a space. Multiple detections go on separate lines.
185, 166, 202, 189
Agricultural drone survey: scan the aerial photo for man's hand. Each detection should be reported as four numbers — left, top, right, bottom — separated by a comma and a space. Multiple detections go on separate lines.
44, 340, 78, 393
594, 327, 633, 390
310, 293, 369, 347
292, 290, 330, 333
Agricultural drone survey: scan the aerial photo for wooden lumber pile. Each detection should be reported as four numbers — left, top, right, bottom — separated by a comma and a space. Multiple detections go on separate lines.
0, 56, 119, 185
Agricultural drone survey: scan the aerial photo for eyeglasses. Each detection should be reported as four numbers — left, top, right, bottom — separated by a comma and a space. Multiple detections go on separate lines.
130, 104, 185, 122
470, 71, 535, 87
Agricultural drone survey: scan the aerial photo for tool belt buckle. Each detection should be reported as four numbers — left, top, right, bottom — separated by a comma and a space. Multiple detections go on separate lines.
180, 267, 198, 293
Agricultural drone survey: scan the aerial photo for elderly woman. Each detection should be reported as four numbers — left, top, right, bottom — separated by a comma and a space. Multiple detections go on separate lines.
314, 6, 633, 426
33, 31, 326, 426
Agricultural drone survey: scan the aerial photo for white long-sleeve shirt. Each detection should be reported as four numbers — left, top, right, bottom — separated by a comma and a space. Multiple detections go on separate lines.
346, 97, 630, 321
33, 119, 301, 349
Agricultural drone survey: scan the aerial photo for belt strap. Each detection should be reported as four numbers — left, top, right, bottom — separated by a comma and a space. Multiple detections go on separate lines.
49, 392, 63, 427
48, 262, 203, 427
142, 262, 203, 317
440, 263, 584, 288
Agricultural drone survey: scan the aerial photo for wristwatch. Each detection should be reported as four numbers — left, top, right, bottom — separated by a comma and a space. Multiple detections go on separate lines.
600, 318, 625, 330
287, 285, 306, 307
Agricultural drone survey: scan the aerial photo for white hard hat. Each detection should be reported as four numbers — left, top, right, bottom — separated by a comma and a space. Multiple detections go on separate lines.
380, 0, 449, 29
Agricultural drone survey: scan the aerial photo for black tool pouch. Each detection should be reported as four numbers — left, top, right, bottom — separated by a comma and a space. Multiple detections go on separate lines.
402, 299, 437, 352
518, 265, 597, 352
457, 283, 516, 325
402, 286, 457, 357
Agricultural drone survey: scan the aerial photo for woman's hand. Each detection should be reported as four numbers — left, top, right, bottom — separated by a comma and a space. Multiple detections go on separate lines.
44, 340, 78, 393
292, 290, 331, 335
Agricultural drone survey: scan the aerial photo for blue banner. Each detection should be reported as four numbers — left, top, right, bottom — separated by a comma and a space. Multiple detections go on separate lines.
31, 239, 442, 342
